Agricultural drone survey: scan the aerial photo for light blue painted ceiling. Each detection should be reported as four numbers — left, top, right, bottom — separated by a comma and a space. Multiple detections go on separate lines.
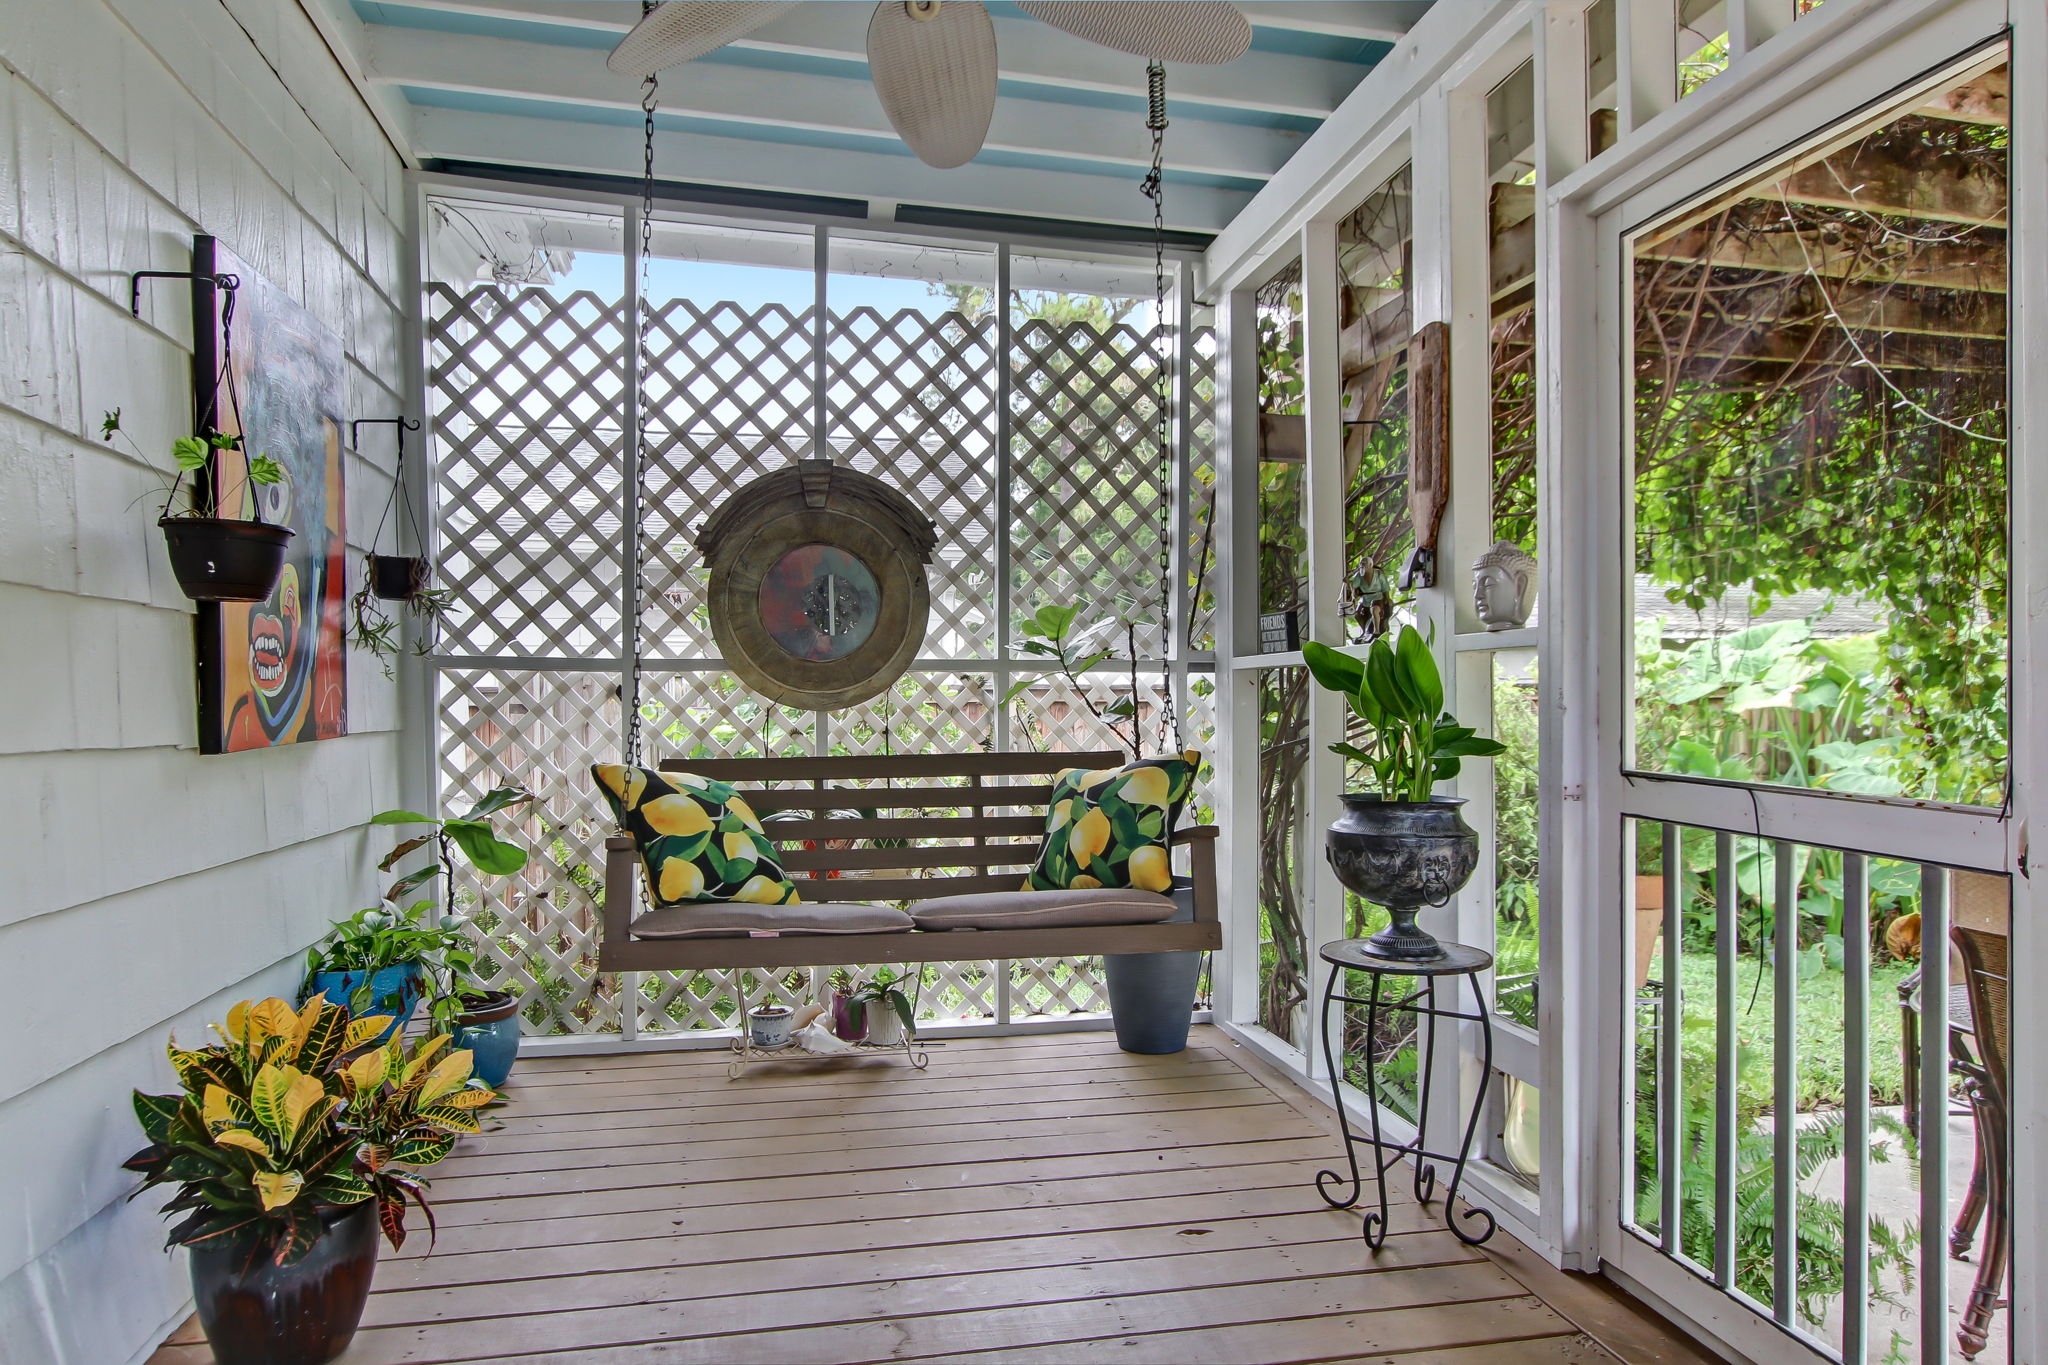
342, 0, 1432, 240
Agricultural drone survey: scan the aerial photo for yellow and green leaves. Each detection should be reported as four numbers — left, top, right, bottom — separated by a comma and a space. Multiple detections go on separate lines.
129, 993, 495, 1268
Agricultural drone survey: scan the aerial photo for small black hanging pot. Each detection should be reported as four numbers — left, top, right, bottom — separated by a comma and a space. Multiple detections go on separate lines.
370, 554, 430, 600
159, 516, 295, 603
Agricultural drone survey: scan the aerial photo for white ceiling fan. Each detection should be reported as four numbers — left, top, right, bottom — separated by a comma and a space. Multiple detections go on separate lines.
608, 1, 1254, 168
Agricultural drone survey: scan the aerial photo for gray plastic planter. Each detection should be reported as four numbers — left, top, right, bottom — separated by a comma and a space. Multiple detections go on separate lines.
1103, 876, 1203, 1054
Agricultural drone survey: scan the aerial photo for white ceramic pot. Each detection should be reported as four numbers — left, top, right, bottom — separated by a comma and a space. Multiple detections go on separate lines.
747, 1005, 795, 1049
863, 1001, 906, 1047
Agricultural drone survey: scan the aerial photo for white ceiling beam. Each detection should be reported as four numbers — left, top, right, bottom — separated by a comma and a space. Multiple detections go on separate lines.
1234, 2, 1431, 43
410, 105, 1254, 231
364, 25, 1298, 180
363, 0, 1366, 117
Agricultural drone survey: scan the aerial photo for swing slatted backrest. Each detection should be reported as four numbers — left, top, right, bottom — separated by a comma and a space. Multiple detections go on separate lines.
596, 750, 1221, 973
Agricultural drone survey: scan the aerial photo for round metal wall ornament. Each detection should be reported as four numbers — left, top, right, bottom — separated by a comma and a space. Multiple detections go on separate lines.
696, 459, 938, 711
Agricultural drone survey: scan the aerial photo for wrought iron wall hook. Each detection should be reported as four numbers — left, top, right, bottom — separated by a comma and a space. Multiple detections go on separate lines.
349, 415, 421, 453
129, 269, 238, 318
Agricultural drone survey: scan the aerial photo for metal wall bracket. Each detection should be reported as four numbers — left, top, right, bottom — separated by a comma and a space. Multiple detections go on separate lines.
129, 269, 238, 318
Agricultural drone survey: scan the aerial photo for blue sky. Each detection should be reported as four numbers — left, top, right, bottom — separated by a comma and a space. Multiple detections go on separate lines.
557, 250, 962, 317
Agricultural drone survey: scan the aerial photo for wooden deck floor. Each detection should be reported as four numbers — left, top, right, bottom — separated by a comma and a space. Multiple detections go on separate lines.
151, 1027, 1714, 1365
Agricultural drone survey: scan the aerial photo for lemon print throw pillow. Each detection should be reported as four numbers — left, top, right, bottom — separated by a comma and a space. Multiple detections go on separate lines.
1024, 751, 1201, 894
592, 763, 802, 907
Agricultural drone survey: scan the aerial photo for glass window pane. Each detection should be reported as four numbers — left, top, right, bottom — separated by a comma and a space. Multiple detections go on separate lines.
1629, 55, 2009, 806
1335, 166, 1414, 643
1255, 260, 1307, 624
1257, 666, 1311, 1046
1488, 61, 1538, 554
1493, 652, 1540, 1028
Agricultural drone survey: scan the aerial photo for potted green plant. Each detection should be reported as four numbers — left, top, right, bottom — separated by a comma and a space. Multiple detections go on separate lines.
304, 787, 532, 1060
122, 993, 493, 1365
851, 969, 916, 1046
1303, 626, 1505, 961
101, 408, 292, 602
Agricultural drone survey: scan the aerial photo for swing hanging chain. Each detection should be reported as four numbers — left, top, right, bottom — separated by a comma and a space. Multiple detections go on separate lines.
627, 8, 658, 768
1142, 60, 1180, 753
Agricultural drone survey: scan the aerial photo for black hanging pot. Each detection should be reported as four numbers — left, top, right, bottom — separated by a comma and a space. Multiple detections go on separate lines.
187, 1201, 379, 1365
159, 517, 294, 603
1324, 795, 1480, 962
370, 554, 430, 600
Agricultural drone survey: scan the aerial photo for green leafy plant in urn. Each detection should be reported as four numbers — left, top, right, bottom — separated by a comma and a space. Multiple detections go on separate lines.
1304, 628, 1504, 961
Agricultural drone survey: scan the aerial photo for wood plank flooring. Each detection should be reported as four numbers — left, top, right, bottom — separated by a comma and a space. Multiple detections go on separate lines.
149, 1027, 1714, 1365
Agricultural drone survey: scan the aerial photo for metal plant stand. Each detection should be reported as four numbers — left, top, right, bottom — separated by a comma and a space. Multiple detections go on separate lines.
726, 1030, 931, 1080
1313, 937, 1498, 1250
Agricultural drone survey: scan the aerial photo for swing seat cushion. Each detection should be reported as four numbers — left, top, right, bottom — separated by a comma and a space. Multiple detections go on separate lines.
630, 900, 914, 940
908, 888, 1179, 931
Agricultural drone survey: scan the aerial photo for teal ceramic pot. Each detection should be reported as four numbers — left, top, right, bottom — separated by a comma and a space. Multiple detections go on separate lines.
305, 963, 421, 1040
453, 991, 521, 1087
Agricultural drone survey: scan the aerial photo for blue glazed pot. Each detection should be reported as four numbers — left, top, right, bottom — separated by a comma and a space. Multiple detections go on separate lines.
305, 963, 421, 1040
1103, 876, 1203, 1055
453, 991, 521, 1088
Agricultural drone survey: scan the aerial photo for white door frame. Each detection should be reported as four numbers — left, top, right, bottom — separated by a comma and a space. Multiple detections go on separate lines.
1553, 2, 2034, 1360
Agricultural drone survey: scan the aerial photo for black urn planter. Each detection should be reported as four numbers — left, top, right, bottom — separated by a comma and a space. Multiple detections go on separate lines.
187, 1202, 379, 1365
159, 516, 294, 602
1324, 795, 1480, 962
370, 553, 430, 600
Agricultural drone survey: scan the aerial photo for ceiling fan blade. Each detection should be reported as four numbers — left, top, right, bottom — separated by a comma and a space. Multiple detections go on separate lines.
607, 1, 799, 78
867, 0, 998, 169
1015, 1, 1252, 64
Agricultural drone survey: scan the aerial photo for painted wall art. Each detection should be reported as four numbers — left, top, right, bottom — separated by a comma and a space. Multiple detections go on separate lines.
192, 235, 349, 752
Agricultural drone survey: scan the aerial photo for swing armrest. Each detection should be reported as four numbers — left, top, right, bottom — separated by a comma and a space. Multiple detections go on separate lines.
1173, 824, 1220, 924
603, 834, 639, 949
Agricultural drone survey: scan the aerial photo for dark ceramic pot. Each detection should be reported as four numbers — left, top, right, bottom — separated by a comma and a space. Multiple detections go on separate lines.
159, 517, 294, 602
1324, 795, 1480, 962
370, 554, 430, 600
188, 1201, 379, 1365
454, 990, 521, 1088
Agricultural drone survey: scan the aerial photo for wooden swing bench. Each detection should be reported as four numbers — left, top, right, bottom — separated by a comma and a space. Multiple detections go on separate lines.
597, 750, 1220, 973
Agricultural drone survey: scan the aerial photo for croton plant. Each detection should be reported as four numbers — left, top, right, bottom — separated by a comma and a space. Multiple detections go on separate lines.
123, 993, 494, 1267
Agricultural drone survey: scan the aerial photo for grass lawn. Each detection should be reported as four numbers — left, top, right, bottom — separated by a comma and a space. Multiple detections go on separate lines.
1668, 948, 1917, 1112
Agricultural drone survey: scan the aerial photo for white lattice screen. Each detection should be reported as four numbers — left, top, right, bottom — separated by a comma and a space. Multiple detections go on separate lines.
426, 239, 1215, 1038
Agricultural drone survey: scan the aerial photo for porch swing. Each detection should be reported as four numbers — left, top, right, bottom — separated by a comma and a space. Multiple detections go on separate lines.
595, 55, 1220, 980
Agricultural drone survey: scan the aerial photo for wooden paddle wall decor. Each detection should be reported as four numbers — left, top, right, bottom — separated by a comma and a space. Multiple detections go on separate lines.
1403, 319, 1451, 589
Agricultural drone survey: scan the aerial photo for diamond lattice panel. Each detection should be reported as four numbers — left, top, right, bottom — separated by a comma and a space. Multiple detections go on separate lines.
438, 668, 623, 1034
828, 308, 997, 658
1011, 319, 1169, 657
640, 299, 815, 661
429, 286, 627, 660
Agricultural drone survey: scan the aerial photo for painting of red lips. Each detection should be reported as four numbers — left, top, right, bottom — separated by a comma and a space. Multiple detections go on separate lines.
192, 236, 349, 753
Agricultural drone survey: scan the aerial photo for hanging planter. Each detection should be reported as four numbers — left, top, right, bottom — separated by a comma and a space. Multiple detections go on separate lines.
158, 514, 295, 603
346, 418, 452, 676
370, 553, 430, 601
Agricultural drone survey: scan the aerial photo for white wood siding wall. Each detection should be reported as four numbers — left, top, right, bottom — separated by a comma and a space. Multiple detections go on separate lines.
0, 2, 407, 1361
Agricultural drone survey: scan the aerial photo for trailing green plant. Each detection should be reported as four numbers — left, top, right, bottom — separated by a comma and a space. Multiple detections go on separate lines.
348, 561, 458, 680
305, 787, 534, 1030
101, 408, 283, 519
1302, 627, 1504, 801
122, 994, 492, 1267
850, 969, 916, 1035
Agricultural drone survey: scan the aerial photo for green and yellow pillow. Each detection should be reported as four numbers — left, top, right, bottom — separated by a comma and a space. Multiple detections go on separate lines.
1025, 750, 1201, 894
592, 763, 802, 907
